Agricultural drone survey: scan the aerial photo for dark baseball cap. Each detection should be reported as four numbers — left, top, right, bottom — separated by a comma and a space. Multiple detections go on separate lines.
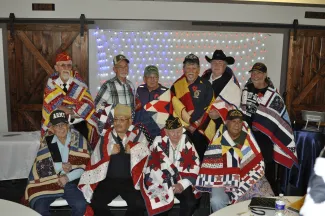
183, 53, 200, 65
50, 110, 69, 126
113, 54, 130, 65
226, 110, 243, 121
249, 62, 267, 73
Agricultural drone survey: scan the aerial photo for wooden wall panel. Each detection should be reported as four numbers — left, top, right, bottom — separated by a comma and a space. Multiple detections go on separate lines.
286, 30, 325, 121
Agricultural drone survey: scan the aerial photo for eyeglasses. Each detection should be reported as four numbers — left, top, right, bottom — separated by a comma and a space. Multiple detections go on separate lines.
53, 123, 68, 129
57, 64, 72, 68
146, 76, 158, 80
115, 66, 129, 70
113, 118, 130, 122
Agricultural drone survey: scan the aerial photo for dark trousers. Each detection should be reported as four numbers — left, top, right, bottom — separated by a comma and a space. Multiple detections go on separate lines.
157, 187, 198, 216
253, 130, 277, 194
72, 120, 89, 140
186, 130, 209, 163
91, 178, 145, 216
33, 183, 87, 216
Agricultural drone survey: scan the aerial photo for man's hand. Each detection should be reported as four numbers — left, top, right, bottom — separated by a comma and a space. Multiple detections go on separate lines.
58, 175, 69, 187
125, 143, 130, 154
186, 125, 196, 134
57, 105, 74, 115
111, 144, 120, 155
172, 183, 184, 194
208, 109, 220, 120
62, 162, 72, 173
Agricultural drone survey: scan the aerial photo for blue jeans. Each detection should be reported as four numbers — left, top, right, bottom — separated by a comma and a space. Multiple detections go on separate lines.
210, 187, 230, 212
33, 182, 87, 216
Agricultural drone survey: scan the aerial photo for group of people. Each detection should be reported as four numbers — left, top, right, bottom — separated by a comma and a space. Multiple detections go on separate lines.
23, 49, 298, 216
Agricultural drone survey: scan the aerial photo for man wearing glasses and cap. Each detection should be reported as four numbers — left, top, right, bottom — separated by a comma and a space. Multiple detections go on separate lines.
134, 65, 168, 140
170, 54, 214, 162
94, 55, 136, 132
25, 110, 91, 216
78, 104, 149, 216
196, 110, 273, 212
41, 52, 99, 149
202, 49, 241, 129
142, 115, 200, 216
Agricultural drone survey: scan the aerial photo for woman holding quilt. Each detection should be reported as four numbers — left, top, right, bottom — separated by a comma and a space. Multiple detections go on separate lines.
240, 62, 298, 193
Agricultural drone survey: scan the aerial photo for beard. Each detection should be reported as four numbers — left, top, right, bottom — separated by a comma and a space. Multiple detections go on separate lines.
61, 70, 71, 81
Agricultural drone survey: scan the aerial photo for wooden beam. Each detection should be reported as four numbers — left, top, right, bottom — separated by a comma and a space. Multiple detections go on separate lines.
314, 50, 325, 61
16, 30, 54, 75
9, 24, 88, 32
285, 32, 296, 116
292, 63, 325, 105
17, 104, 42, 111
295, 30, 325, 38
51, 31, 79, 65
293, 104, 325, 112
17, 110, 39, 130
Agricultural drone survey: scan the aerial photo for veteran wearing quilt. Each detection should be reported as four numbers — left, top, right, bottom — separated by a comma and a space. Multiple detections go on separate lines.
202, 49, 241, 127
78, 104, 149, 216
41, 52, 99, 149
134, 65, 168, 142
196, 110, 274, 212
25, 110, 91, 216
170, 53, 214, 161
241, 62, 298, 192
141, 115, 200, 216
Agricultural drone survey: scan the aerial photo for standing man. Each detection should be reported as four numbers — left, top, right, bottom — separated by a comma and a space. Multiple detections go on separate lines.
134, 65, 168, 140
202, 49, 241, 126
241, 62, 298, 193
170, 54, 214, 161
41, 52, 99, 149
94, 54, 136, 133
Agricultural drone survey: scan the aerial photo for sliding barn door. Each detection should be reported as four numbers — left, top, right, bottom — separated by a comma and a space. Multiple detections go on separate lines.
286, 29, 325, 120
7, 24, 88, 131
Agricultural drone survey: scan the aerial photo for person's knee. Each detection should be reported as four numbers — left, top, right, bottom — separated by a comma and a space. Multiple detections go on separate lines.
210, 188, 229, 212
70, 198, 87, 214
184, 197, 198, 209
33, 199, 51, 216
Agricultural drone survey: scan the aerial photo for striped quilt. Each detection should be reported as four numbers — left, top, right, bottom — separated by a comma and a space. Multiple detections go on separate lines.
41, 71, 99, 148
24, 129, 91, 208
196, 123, 269, 203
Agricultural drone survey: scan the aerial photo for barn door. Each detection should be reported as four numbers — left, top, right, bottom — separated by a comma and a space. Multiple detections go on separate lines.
7, 24, 88, 131
286, 29, 325, 120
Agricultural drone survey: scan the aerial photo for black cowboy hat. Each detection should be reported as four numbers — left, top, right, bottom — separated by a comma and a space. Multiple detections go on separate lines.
205, 50, 235, 65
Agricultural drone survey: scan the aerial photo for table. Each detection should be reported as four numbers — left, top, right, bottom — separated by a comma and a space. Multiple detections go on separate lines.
210, 196, 301, 216
0, 199, 41, 215
283, 130, 325, 195
0, 131, 40, 180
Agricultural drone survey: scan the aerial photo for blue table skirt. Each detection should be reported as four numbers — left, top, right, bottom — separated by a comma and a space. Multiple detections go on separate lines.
283, 130, 325, 195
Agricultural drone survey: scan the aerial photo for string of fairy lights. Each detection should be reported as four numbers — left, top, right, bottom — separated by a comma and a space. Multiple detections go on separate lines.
92, 29, 268, 89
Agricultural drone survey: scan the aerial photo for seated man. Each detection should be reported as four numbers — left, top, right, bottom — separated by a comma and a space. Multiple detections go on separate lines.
196, 110, 274, 212
24, 110, 91, 216
142, 115, 200, 216
78, 104, 150, 216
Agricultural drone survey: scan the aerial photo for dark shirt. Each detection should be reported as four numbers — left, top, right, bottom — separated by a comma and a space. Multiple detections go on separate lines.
201, 67, 233, 97
135, 84, 168, 108
106, 135, 131, 179
171, 76, 214, 122
244, 82, 268, 127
